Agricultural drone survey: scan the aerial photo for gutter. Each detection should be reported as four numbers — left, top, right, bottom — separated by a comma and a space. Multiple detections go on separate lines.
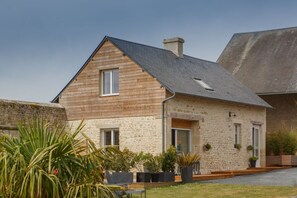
162, 90, 176, 152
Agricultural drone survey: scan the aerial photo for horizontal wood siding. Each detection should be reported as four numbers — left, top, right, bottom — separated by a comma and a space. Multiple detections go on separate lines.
59, 40, 165, 120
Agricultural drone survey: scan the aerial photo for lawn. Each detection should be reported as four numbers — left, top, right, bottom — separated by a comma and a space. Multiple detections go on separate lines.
139, 183, 297, 198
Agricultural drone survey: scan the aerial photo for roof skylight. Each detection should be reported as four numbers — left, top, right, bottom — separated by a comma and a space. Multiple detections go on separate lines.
194, 78, 214, 91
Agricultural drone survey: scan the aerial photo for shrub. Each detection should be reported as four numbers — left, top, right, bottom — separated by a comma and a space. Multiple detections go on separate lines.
234, 144, 242, 150
203, 143, 212, 151
247, 145, 254, 151
104, 148, 136, 172
161, 146, 178, 172
143, 154, 162, 173
266, 130, 297, 155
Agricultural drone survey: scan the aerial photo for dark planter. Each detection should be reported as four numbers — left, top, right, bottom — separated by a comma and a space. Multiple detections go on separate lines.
181, 166, 193, 183
136, 172, 151, 182
250, 160, 256, 168
106, 171, 133, 184
151, 172, 161, 182
159, 172, 175, 182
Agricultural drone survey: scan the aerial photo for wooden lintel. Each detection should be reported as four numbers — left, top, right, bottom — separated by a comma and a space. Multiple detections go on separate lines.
0, 125, 18, 130
170, 112, 204, 121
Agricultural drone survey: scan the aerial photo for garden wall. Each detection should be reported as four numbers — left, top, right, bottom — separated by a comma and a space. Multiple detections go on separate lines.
0, 99, 67, 135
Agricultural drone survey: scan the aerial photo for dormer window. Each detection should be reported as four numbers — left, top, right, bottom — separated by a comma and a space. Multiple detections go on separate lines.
102, 69, 119, 96
194, 78, 214, 91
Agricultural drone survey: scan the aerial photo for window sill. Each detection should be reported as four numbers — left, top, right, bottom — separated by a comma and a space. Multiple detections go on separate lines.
101, 93, 119, 97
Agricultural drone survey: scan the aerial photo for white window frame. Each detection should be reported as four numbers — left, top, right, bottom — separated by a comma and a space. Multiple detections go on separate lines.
171, 128, 192, 153
101, 129, 119, 147
234, 124, 241, 146
101, 69, 119, 96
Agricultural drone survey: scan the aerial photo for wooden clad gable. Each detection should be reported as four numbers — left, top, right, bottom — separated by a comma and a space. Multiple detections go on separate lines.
59, 40, 165, 120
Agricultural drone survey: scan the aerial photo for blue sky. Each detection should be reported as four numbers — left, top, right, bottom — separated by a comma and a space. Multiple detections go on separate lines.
1, 0, 297, 102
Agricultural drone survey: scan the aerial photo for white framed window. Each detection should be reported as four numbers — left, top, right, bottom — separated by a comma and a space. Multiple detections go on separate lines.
234, 124, 241, 146
101, 129, 119, 147
101, 69, 119, 96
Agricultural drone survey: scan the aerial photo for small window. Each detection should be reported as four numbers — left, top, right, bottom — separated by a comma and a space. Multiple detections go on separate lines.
234, 124, 241, 146
101, 129, 119, 147
102, 69, 119, 95
194, 78, 214, 91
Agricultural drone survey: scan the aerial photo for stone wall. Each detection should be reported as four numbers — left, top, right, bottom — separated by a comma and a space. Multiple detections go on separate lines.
260, 94, 297, 133
68, 116, 162, 154
165, 94, 266, 174
0, 99, 67, 135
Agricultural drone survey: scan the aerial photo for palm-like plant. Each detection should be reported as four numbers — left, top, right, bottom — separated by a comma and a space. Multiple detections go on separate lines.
0, 119, 116, 198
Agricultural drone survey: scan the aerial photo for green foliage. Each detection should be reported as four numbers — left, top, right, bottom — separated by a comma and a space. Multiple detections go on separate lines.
249, 156, 258, 161
247, 145, 254, 151
203, 143, 212, 151
177, 152, 201, 167
0, 119, 114, 198
133, 151, 152, 171
234, 144, 242, 150
104, 148, 137, 172
161, 146, 178, 172
143, 154, 162, 173
266, 130, 297, 155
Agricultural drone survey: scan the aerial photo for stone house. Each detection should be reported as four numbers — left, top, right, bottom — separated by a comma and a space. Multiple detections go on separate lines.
52, 36, 270, 173
218, 27, 297, 134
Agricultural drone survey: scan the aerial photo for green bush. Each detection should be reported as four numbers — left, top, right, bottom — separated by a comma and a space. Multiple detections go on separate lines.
266, 130, 297, 155
143, 154, 162, 173
161, 146, 178, 172
104, 148, 137, 172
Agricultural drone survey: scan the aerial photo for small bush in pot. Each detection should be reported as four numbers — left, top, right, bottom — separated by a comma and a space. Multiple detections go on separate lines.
249, 156, 258, 168
177, 152, 201, 183
135, 152, 152, 182
144, 154, 162, 182
247, 145, 254, 151
160, 146, 178, 182
203, 143, 212, 151
234, 144, 242, 150
104, 148, 136, 184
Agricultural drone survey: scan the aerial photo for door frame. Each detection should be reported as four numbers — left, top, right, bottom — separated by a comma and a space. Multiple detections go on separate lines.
252, 125, 261, 167
171, 128, 192, 153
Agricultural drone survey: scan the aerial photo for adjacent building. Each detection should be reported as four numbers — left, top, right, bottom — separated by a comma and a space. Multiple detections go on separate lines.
218, 27, 297, 134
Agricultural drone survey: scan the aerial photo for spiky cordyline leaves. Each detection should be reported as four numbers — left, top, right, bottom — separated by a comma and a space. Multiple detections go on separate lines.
177, 152, 201, 167
0, 119, 115, 198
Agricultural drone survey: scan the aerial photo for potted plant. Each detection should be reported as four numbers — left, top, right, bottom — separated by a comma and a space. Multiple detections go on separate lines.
234, 144, 242, 150
247, 145, 254, 151
135, 152, 152, 182
203, 143, 212, 151
104, 148, 136, 184
143, 154, 162, 182
177, 152, 201, 183
249, 156, 258, 168
160, 146, 178, 182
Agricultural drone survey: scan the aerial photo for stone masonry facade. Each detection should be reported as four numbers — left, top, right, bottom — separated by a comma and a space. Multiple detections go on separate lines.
0, 99, 67, 135
68, 116, 162, 155
165, 94, 266, 174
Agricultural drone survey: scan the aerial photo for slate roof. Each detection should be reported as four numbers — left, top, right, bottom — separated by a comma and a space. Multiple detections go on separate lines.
218, 27, 297, 95
52, 36, 270, 108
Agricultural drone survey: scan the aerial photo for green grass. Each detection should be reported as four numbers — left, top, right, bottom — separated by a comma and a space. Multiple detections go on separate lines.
137, 183, 297, 198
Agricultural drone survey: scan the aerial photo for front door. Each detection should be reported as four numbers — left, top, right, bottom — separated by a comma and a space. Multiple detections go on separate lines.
171, 129, 191, 154
252, 125, 261, 167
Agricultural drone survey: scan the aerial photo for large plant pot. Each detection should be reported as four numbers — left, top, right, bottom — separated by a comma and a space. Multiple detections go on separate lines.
136, 172, 151, 182
250, 160, 256, 168
159, 172, 175, 182
266, 155, 297, 166
151, 173, 161, 182
106, 172, 133, 184
181, 166, 193, 183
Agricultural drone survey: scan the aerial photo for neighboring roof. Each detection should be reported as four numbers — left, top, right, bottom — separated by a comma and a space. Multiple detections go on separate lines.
218, 27, 297, 95
52, 36, 270, 108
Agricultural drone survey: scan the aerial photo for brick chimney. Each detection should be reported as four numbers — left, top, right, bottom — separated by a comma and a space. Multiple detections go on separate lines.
163, 37, 184, 58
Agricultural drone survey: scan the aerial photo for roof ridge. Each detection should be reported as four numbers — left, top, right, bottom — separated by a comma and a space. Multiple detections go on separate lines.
234, 26, 297, 35
106, 36, 174, 54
